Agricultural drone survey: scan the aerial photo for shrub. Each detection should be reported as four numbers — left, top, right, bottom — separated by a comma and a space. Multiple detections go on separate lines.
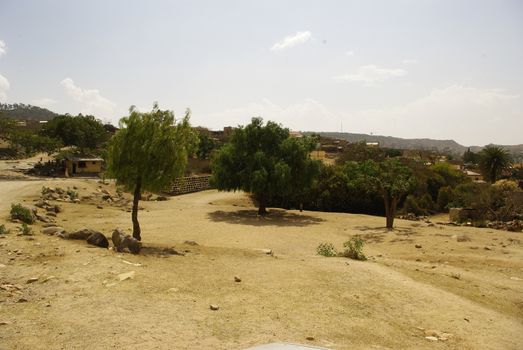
10, 203, 35, 224
67, 189, 78, 200
436, 186, 453, 212
19, 223, 33, 235
317, 242, 337, 257
0, 224, 9, 235
342, 236, 367, 261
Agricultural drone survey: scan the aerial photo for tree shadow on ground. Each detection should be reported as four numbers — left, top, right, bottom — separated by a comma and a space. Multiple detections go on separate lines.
207, 209, 324, 227
140, 245, 186, 256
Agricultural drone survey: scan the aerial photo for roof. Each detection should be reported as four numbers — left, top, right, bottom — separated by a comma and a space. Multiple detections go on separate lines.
465, 170, 481, 176
67, 157, 104, 162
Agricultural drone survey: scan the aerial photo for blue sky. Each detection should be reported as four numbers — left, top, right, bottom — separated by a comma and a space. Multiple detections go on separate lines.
0, 0, 522, 145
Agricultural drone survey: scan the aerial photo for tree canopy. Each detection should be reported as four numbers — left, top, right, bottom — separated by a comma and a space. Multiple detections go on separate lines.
106, 104, 198, 240
211, 117, 320, 214
40, 114, 109, 150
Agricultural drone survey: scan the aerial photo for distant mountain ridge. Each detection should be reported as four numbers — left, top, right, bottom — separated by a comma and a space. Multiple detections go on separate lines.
0, 103, 58, 121
315, 132, 523, 157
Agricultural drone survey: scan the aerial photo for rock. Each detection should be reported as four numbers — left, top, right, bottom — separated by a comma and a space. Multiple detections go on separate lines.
184, 240, 199, 246
61, 228, 98, 240
306, 336, 315, 341
118, 271, 135, 281
167, 287, 179, 293
46, 212, 56, 217
261, 249, 273, 255
96, 205, 103, 209
457, 235, 471, 242
156, 196, 168, 201
415, 244, 422, 249
42, 276, 56, 283
86, 232, 109, 248
425, 336, 438, 341
484, 246, 492, 251
17, 298, 28, 303
0, 321, 10, 325
41, 226, 65, 236
26, 277, 39, 284
35, 213, 50, 223
234, 276, 242, 283
210, 304, 219, 311
112, 228, 141, 254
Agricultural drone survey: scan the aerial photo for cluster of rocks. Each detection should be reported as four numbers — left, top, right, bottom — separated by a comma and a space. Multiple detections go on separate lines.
397, 213, 430, 222
487, 220, 523, 232
41, 186, 79, 203
42, 226, 141, 254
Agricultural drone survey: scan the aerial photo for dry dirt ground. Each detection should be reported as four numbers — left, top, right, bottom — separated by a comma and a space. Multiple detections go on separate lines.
0, 178, 522, 350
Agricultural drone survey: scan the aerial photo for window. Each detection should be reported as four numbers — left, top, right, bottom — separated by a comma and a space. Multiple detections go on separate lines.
78, 161, 86, 168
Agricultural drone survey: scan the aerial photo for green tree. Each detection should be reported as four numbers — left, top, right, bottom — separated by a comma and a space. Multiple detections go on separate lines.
479, 145, 512, 183
211, 117, 319, 215
463, 147, 479, 165
106, 104, 198, 240
40, 114, 109, 150
359, 159, 413, 229
196, 129, 216, 160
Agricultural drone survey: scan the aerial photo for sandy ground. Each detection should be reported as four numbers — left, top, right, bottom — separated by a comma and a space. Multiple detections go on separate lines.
0, 178, 522, 350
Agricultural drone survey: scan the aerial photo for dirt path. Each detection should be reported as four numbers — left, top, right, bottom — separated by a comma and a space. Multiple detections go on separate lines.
0, 179, 522, 349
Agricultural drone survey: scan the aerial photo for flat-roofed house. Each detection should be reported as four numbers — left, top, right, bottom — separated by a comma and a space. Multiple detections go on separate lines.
65, 157, 103, 177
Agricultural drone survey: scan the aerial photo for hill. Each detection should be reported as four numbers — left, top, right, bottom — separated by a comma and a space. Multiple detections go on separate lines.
0, 103, 58, 121
316, 132, 523, 160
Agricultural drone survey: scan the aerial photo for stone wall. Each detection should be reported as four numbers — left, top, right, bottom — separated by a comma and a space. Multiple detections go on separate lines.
170, 175, 212, 195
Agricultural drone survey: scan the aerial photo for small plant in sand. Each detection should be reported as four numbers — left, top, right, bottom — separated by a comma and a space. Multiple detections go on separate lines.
10, 203, 35, 224
316, 242, 337, 257
342, 236, 367, 261
19, 223, 33, 236
66, 188, 78, 200
0, 224, 9, 235
41, 186, 51, 195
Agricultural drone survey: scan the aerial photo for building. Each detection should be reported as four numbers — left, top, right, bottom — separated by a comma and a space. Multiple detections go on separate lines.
464, 170, 483, 182
65, 157, 103, 177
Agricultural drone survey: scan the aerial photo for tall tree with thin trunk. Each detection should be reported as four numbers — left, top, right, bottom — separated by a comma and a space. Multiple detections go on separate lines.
107, 104, 198, 240
211, 117, 319, 215
358, 159, 413, 229
479, 145, 512, 183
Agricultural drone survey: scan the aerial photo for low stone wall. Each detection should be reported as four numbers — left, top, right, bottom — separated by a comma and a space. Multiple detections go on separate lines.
170, 175, 212, 195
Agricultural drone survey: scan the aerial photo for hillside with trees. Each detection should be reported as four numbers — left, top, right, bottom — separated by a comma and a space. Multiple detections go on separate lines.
0, 103, 58, 121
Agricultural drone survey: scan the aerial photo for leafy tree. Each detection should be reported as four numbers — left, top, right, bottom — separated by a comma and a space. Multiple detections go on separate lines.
463, 147, 479, 165
359, 159, 414, 229
211, 117, 320, 215
107, 104, 198, 240
196, 129, 216, 160
479, 145, 512, 183
41, 114, 109, 150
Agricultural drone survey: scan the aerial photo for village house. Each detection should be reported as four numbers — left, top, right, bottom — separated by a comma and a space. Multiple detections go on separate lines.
65, 157, 104, 177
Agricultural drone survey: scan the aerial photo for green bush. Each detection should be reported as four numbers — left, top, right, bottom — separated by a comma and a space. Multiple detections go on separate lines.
19, 223, 33, 235
342, 236, 367, 261
316, 242, 337, 257
67, 188, 78, 200
436, 186, 453, 212
10, 203, 35, 224
0, 224, 9, 235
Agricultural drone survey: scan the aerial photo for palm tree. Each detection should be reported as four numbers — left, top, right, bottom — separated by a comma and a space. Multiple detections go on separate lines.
479, 145, 512, 183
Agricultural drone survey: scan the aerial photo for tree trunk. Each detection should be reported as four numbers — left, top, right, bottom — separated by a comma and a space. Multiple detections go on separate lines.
384, 192, 394, 230
132, 177, 142, 241
258, 196, 268, 215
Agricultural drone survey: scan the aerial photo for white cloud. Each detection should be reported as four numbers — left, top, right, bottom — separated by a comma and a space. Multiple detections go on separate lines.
402, 59, 418, 64
354, 85, 522, 145
346, 50, 355, 56
204, 98, 341, 132
0, 40, 6, 57
32, 98, 57, 109
271, 31, 312, 51
60, 78, 116, 118
0, 73, 9, 102
334, 65, 407, 86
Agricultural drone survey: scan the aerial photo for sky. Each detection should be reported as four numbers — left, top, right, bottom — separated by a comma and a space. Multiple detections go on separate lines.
0, 0, 522, 146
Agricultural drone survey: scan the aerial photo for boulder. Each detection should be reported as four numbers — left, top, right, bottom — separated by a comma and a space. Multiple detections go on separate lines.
41, 226, 65, 236
62, 228, 100, 240
112, 228, 141, 254
86, 232, 109, 248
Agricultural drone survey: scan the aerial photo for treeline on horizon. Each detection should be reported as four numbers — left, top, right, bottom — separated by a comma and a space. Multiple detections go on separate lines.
1, 105, 522, 228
